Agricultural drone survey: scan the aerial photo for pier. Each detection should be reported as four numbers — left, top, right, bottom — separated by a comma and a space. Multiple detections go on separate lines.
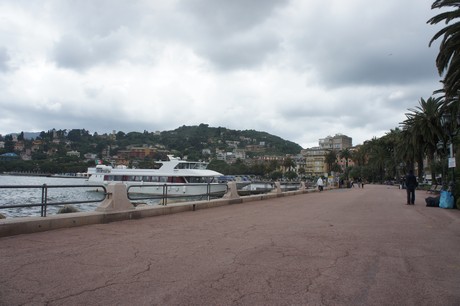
1, 184, 460, 305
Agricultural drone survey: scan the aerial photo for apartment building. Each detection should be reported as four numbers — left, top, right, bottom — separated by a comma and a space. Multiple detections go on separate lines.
302, 134, 353, 176
319, 134, 352, 150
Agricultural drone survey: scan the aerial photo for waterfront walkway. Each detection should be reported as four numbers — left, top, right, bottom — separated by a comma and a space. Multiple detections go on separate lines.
1, 184, 460, 305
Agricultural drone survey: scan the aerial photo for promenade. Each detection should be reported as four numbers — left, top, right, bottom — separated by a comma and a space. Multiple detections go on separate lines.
1, 184, 460, 305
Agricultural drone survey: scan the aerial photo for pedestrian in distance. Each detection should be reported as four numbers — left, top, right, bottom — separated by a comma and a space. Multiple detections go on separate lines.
317, 177, 324, 192
405, 169, 418, 205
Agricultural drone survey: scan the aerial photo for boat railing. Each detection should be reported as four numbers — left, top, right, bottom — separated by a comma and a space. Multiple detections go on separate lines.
127, 182, 229, 206
0, 184, 107, 217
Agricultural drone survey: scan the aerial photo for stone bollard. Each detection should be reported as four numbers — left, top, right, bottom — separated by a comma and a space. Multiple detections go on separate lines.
271, 181, 282, 194
96, 183, 134, 212
222, 181, 240, 200
299, 181, 307, 191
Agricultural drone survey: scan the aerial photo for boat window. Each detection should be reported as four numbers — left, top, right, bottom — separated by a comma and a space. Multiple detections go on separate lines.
159, 176, 167, 182
175, 162, 207, 170
96, 167, 111, 173
169, 177, 186, 183
188, 176, 209, 183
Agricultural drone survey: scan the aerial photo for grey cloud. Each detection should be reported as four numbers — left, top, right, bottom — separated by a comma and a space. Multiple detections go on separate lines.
0, 48, 11, 72
316, 48, 438, 87
180, 0, 286, 70
286, 1, 438, 87
52, 0, 140, 38
52, 33, 127, 70
199, 33, 280, 70
181, 0, 287, 35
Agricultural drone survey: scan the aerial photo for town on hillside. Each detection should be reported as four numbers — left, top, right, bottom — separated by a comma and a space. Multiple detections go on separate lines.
0, 128, 357, 180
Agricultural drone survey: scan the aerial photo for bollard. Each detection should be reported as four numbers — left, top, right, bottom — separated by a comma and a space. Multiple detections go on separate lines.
222, 181, 240, 200
96, 183, 134, 212
299, 181, 307, 191
271, 181, 282, 194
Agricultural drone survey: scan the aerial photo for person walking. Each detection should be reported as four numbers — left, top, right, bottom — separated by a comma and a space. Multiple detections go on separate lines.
405, 170, 418, 205
317, 177, 324, 192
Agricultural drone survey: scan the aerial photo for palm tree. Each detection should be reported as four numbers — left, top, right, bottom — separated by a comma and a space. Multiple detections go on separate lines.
396, 128, 418, 174
282, 157, 296, 173
402, 97, 444, 182
428, 1, 460, 99
352, 146, 366, 167
339, 148, 352, 178
365, 138, 388, 182
325, 150, 338, 175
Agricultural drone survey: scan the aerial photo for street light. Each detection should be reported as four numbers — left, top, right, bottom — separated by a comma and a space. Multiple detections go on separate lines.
440, 112, 460, 194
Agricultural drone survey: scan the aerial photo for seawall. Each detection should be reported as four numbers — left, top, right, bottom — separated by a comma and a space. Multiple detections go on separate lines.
0, 182, 324, 237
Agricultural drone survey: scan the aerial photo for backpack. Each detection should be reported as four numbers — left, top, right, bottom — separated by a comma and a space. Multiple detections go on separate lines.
425, 196, 439, 207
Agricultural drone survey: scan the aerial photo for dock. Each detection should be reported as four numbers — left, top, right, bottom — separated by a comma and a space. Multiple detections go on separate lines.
1, 184, 460, 305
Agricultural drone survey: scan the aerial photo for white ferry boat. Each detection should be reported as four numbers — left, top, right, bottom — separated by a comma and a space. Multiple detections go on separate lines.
85, 156, 227, 197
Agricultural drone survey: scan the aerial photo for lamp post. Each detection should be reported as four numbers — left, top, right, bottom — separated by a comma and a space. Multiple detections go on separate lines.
440, 112, 460, 194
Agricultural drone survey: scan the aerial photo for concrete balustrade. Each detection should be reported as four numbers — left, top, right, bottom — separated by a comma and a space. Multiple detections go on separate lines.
96, 183, 135, 212
0, 182, 325, 237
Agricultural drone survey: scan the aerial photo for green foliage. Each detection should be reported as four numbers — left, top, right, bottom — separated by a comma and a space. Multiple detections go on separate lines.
270, 171, 283, 181
284, 171, 298, 180
1, 124, 303, 176
207, 160, 230, 174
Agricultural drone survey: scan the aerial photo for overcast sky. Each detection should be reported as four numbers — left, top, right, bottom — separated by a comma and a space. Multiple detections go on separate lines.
0, 0, 446, 148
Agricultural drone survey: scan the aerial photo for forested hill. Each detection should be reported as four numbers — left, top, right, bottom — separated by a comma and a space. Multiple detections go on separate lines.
0, 124, 302, 174
158, 124, 303, 156
6, 124, 303, 158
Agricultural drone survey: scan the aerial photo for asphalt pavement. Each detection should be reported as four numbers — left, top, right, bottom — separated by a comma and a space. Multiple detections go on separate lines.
1, 184, 460, 306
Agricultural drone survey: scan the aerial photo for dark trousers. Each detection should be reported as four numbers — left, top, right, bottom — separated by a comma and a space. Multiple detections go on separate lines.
406, 188, 415, 204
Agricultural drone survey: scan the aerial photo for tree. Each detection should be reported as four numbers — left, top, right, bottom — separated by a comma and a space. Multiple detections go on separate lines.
4, 135, 14, 152
325, 150, 338, 175
339, 148, 352, 178
282, 157, 296, 173
402, 97, 444, 182
428, 1, 460, 99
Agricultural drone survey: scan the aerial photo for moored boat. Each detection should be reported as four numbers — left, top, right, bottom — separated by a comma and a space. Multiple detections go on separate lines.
85, 156, 227, 196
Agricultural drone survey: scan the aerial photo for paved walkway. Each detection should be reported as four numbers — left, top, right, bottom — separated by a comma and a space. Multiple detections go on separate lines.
1, 184, 460, 306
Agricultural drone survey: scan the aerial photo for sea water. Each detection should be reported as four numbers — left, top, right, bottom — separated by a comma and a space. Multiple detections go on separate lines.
0, 175, 105, 218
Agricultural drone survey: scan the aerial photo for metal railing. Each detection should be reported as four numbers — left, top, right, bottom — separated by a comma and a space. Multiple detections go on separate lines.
127, 182, 228, 206
280, 182, 302, 191
0, 184, 107, 217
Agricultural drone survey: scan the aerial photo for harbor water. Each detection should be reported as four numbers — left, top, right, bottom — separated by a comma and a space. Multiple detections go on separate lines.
0, 175, 105, 218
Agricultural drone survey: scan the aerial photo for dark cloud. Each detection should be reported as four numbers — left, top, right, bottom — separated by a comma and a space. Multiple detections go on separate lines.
182, 0, 287, 35
0, 0, 448, 148
52, 33, 128, 70
180, 0, 286, 70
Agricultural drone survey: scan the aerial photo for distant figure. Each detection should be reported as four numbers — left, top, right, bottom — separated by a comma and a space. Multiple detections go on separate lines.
405, 170, 418, 205
358, 177, 362, 188
350, 179, 354, 188
317, 177, 324, 192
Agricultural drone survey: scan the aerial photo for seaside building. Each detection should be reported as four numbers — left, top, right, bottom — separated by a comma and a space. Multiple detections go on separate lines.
302, 147, 329, 176
302, 134, 353, 177
319, 134, 352, 150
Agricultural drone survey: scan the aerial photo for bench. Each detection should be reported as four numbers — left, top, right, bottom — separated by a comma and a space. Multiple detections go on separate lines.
427, 185, 437, 194
435, 185, 443, 194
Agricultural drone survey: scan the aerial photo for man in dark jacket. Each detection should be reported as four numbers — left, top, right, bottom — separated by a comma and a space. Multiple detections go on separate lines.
405, 170, 418, 205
